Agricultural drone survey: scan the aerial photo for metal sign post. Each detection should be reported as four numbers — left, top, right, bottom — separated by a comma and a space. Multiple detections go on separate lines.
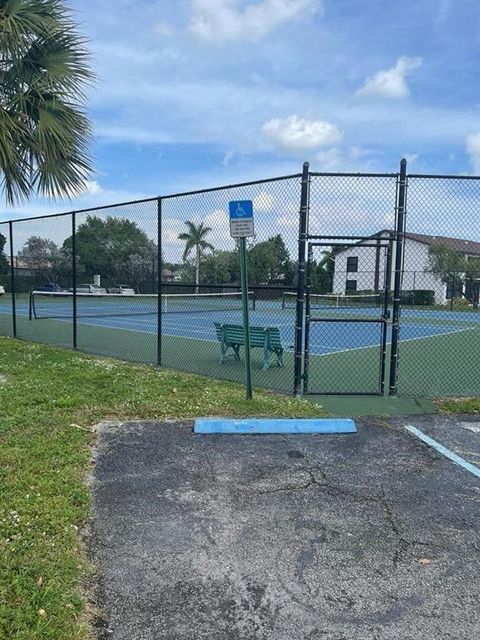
229, 200, 255, 400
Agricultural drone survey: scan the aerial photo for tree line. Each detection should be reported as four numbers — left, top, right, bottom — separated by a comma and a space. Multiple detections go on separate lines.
0, 216, 334, 294
428, 244, 480, 306
2, 219, 479, 305
0, 216, 158, 292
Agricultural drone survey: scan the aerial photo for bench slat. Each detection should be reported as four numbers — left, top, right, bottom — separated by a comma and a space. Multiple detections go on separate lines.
214, 322, 284, 369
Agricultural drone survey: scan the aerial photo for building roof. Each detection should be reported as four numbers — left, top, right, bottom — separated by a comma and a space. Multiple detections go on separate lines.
403, 232, 480, 256
333, 230, 480, 257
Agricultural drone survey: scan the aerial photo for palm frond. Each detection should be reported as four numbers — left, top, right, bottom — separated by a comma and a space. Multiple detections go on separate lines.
181, 238, 195, 262
184, 220, 197, 236
178, 220, 214, 263
197, 224, 212, 239
0, 0, 69, 58
0, 0, 94, 204
0, 107, 32, 202
199, 240, 214, 252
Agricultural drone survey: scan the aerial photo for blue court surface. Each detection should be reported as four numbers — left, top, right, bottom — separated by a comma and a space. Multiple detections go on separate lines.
0, 298, 479, 358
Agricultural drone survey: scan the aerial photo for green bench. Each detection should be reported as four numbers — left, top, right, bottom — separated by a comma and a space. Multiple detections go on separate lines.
214, 322, 284, 370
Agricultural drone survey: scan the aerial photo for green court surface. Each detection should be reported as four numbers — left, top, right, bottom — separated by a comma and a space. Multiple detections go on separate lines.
1, 300, 479, 400
9, 314, 297, 394
308, 394, 436, 417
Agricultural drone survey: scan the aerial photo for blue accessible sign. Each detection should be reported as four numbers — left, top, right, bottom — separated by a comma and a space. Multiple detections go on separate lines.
228, 200, 255, 238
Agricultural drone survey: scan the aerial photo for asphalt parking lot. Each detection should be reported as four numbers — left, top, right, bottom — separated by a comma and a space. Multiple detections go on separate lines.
89, 415, 480, 640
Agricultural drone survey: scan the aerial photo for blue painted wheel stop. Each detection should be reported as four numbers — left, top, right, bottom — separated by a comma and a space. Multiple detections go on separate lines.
194, 418, 356, 434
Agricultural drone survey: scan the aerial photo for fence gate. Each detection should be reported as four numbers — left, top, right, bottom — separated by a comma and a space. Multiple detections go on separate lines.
303, 235, 393, 395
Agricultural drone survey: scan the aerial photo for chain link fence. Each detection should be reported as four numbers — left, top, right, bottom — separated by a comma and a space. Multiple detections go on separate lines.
305, 173, 398, 395
0, 221, 13, 338
396, 175, 480, 396
161, 176, 301, 392
0, 161, 478, 398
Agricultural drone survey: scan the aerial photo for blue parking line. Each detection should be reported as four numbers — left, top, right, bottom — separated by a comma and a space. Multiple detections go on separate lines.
405, 425, 480, 478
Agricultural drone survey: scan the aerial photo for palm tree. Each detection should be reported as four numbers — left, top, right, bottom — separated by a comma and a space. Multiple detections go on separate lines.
0, 0, 93, 204
178, 221, 214, 292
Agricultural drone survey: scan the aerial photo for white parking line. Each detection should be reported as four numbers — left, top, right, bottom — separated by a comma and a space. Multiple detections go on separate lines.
405, 425, 480, 478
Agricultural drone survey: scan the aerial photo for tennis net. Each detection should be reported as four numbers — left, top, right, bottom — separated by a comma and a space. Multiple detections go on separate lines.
30, 290, 256, 320
282, 291, 382, 310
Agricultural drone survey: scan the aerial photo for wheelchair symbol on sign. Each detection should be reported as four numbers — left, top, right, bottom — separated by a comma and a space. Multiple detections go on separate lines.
236, 203, 246, 217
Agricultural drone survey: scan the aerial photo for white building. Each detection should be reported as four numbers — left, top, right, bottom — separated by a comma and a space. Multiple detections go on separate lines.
332, 231, 480, 305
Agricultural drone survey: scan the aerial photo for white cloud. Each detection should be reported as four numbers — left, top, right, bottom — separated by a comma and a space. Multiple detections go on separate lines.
222, 149, 235, 166
204, 208, 229, 227
54, 179, 105, 199
466, 132, 480, 174
262, 115, 343, 152
253, 191, 274, 211
277, 213, 298, 229
55, 0, 478, 189
0, 184, 150, 225
162, 217, 187, 260
188, 0, 320, 44
315, 147, 344, 170
404, 153, 419, 165
313, 146, 374, 171
349, 146, 370, 160
83, 180, 104, 196
357, 56, 422, 99
154, 21, 176, 37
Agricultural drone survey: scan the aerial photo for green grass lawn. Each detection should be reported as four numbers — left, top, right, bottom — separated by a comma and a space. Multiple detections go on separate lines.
436, 397, 480, 413
0, 337, 325, 640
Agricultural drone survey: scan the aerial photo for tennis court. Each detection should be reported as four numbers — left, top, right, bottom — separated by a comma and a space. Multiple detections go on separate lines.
1, 291, 479, 397
1, 162, 478, 399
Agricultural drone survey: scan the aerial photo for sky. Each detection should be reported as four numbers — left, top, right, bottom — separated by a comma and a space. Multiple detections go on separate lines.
1, 0, 480, 258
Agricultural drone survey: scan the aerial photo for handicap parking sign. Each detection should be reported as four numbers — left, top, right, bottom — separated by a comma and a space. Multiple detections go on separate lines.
229, 200, 254, 238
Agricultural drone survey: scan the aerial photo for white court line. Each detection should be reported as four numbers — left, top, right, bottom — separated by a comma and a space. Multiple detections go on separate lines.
92, 315, 236, 338
64, 316, 221, 343
9, 309, 221, 343
310, 326, 476, 359
405, 425, 480, 478
73, 320, 475, 356
16, 311, 478, 355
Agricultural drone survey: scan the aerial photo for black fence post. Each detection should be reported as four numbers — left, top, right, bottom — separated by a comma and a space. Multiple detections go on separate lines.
157, 197, 162, 367
389, 158, 407, 395
71, 212, 77, 350
8, 221, 16, 338
293, 161, 310, 397
379, 239, 393, 394
303, 243, 313, 394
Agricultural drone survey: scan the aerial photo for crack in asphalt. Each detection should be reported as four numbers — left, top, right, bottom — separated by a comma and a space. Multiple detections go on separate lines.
379, 488, 437, 565
256, 468, 327, 494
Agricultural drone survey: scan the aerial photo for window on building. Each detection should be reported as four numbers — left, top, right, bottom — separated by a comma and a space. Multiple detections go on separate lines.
346, 279, 357, 292
346, 256, 358, 273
